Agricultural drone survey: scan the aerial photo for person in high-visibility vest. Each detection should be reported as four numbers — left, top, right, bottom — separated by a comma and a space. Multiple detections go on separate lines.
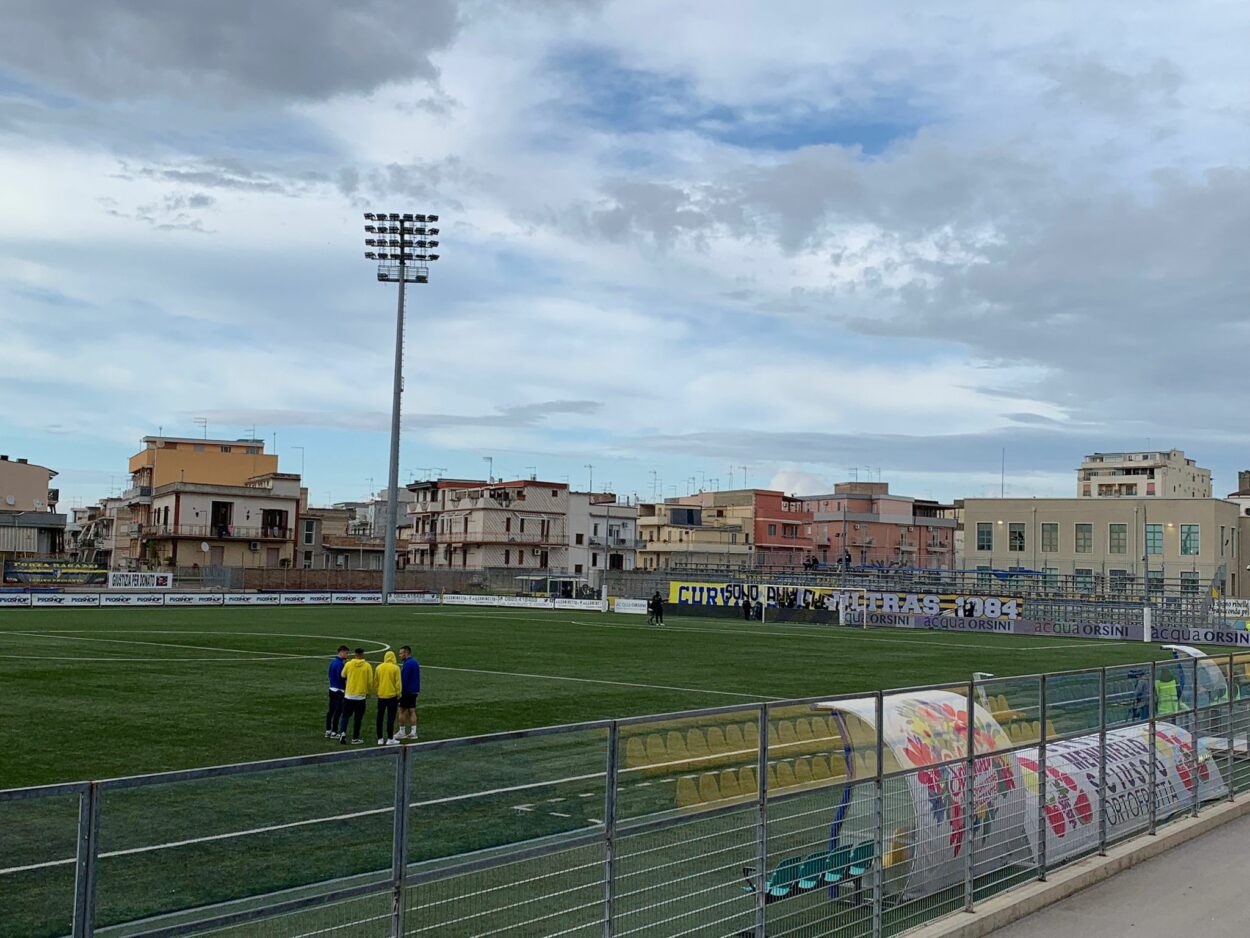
1155, 677, 1181, 715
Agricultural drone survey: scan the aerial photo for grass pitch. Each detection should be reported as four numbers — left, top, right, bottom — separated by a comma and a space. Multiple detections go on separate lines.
0, 606, 1209, 937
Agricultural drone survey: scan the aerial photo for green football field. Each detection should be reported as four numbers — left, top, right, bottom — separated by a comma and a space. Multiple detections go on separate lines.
0, 606, 1223, 937
0, 604, 1204, 790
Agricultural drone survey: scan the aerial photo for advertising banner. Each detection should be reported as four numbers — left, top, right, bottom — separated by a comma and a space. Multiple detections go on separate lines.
108, 572, 173, 590
0, 593, 31, 607
4, 561, 107, 586
280, 593, 333, 605
668, 581, 1025, 619
1015, 723, 1226, 867
32, 593, 100, 607
163, 593, 224, 606
388, 592, 441, 605
613, 598, 649, 614
331, 592, 384, 605
223, 593, 281, 605
553, 598, 608, 612
444, 594, 553, 608
100, 593, 165, 607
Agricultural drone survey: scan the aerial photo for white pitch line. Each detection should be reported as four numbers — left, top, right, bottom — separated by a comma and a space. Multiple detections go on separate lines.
0, 630, 308, 659
422, 663, 782, 700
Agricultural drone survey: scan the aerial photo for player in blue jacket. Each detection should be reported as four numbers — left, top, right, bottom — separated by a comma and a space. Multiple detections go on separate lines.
397, 645, 421, 740
325, 645, 349, 738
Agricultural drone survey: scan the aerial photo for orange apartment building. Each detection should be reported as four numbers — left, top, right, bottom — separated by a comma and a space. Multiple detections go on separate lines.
801, 482, 956, 569
639, 489, 814, 570
122, 436, 299, 569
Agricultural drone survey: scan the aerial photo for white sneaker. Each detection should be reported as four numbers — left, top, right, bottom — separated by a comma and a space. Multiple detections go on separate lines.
351, 738, 364, 745
324, 730, 333, 738
386, 738, 400, 746
397, 728, 410, 738
378, 737, 386, 745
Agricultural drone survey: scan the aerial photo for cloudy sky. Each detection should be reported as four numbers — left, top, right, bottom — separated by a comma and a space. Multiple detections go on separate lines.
4, 1, 1249, 509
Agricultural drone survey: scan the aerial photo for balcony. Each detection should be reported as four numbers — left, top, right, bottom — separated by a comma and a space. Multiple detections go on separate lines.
143, 524, 291, 541
122, 486, 153, 502
590, 536, 647, 550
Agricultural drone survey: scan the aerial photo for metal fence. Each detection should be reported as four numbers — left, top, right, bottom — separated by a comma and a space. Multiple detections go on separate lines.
7, 654, 1250, 938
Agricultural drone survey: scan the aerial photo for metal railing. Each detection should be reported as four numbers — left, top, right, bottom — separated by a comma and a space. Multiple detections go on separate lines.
141, 524, 292, 541
7, 654, 1249, 938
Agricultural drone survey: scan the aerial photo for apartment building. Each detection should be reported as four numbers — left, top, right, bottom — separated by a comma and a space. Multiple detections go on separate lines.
636, 489, 811, 570
961, 497, 1244, 596
124, 436, 298, 569
0, 455, 65, 562
567, 493, 641, 584
1077, 449, 1211, 498
801, 482, 957, 569
406, 478, 569, 570
297, 506, 385, 570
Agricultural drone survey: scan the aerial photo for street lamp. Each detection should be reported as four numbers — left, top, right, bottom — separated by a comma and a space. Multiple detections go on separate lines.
363, 211, 441, 602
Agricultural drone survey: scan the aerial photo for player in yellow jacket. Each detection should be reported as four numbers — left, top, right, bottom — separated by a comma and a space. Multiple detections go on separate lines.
338, 648, 374, 744
374, 650, 402, 746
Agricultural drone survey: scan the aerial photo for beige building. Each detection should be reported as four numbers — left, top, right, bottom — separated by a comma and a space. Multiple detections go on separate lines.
405, 478, 569, 570
1077, 449, 1211, 499
0, 455, 65, 561
961, 497, 1244, 597
636, 500, 752, 571
567, 493, 641, 585
298, 507, 384, 570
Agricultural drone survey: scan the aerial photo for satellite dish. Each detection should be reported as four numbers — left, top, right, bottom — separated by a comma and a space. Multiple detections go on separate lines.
4, 495, 14, 506
200, 542, 210, 553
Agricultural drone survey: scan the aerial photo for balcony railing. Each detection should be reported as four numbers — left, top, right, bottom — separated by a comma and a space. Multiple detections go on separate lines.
121, 486, 153, 501
143, 524, 291, 541
589, 536, 647, 550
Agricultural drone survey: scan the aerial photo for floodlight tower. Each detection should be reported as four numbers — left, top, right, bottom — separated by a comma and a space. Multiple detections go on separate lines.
364, 211, 441, 602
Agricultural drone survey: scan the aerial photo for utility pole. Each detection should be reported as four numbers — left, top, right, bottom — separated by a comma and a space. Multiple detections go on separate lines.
585, 464, 594, 493
483, 456, 493, 483
362, 210, 441, 603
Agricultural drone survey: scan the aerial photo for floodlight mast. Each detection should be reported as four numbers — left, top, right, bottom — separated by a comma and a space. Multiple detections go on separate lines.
364, 211, 441, 602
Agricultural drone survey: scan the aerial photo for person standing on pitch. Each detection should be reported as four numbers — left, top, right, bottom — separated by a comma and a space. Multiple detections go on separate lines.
325, 645, 349, 738
374, 650, 402, 745
397, 645, 421, 739
339, 648, 373, 744
650, 590, 665, 626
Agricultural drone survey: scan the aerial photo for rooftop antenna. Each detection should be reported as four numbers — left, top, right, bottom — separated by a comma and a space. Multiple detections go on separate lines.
526, 466, 537, 481
1001, 448, 1006, 498
649, 469, 659, 499
585, 463, 594, 493
194, 416, 208, 439
483, 456, 493, 483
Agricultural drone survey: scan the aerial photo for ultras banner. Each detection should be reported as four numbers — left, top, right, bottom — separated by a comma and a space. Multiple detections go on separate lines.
669, 581, 1026, 619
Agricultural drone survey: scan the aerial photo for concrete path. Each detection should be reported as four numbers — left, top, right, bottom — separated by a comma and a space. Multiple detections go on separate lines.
992, 810, 1250, 937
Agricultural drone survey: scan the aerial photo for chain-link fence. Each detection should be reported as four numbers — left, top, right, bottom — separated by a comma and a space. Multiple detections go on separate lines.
6, 654, 1250, 938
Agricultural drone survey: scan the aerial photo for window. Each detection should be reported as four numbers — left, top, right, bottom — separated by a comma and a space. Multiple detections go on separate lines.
1042, 567, 1059, 588
1074, 523, 1092, 553
976, 566, 992, 591
1008, 523, 1025, 552
505, 517, 511, 532
1041, 523, 1058, 552
245, 446, 260, 455
575, 532, 584, 545
302, 550, 312, 569
504, 549, 510, 565
303, 520, 316, 545
1109, 569, 1129, 593
1180, 571, 1200, 593
574, 563, 583, 574
1180, 524, 1200, 556
1082, 484, 1091, 496
220, 445, 232, 453
1145, 523, 1163, 556
1108, 523, 1127, 554
591, 553, 598, 568
768, 524, 777, 537
519, 518, 526, 533
976, 522, 992, 551
1147, 569, 1164, 594
1074, 568, 1094, 593
193, 443, 205, 452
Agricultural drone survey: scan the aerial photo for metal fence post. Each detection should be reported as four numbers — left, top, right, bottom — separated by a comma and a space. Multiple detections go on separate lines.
963, 680, 975, 913
1148, 660, 1158, 836
603, 722, 618, 938
872, 692, 884, 938
391, 746, 411, 938
1098, 668, 1108, 856
754, 704, 769, 938
1227, 655, 1236, 802
1190, 659, 1201, 818
72, 782, 101, 938
1037, 675, 1047, 882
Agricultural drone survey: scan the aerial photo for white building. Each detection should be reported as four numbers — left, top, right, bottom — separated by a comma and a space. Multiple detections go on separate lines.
567, 493, 641, 585
1077, 449, 1211, 499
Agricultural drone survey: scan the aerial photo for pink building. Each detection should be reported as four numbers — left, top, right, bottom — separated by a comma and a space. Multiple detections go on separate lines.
800, 482, 956, 569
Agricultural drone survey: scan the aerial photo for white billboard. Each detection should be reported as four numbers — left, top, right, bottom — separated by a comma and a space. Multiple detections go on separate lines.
108, 572, 174, 590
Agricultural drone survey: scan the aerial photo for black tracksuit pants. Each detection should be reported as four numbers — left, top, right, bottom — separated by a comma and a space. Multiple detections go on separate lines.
326, 690, 344, 732
376, 698, 398, 740
339, 698, 367, 738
